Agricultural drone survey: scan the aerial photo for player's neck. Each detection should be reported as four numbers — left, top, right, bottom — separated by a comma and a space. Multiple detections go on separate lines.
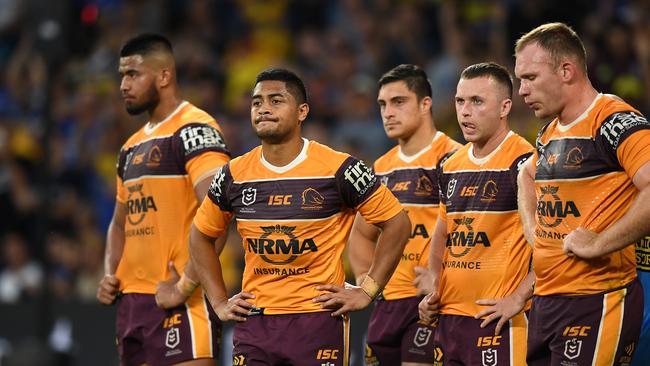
148, 95, 183, 125
261, 135, 305, 167
557, 84, 598, 126
472, 125, 509, 159
399, 121, 437, 156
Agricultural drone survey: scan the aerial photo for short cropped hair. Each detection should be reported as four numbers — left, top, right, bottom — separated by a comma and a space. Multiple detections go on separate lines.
378, 64, 432, 101
255, 68, 308, 104
120, 33, 173, 58
460, 62, 513, 99
515, 22, 587, 74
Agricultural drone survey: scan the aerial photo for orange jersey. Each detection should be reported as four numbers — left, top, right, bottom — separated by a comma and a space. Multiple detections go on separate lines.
438, 132, 534, 317
115, 101, 230, 294
194, 139, 403, 315
532, 94, 650, 296
373, 132, 461, 300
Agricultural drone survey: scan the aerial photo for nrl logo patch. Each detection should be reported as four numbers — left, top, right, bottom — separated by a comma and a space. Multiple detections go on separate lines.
242, 187, 257, 206
165, 327, 180, 349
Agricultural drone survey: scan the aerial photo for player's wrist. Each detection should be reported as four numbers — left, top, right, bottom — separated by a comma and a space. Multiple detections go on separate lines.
359, 275, 382, 300
175, 273, 199, 297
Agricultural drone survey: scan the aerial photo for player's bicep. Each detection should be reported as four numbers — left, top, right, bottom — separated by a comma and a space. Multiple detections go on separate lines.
193, 175, 214, 202
352, 213, 381, 242
632, 160, 650, 191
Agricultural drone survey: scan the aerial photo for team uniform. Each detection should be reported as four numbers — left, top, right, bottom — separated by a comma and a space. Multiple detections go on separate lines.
114, 101, 230, 366
435, 131, 533, 366
633, 236, 650, 366
193, 139, 403, 366
527, 94, 649, 365
364, 132, 460, 365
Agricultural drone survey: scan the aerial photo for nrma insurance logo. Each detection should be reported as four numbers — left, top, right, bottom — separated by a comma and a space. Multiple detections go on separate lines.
446, 217, 490, 257
536, 185, 580, 228
126, 183, 157, 225
246, 225, 317, 265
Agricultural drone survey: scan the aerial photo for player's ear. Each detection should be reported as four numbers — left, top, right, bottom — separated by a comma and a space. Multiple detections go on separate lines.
159, 68, 172, 88
500, 98, 512, 118
420, 96, 432, 115
298, 103, 309, 123
559, 61, 575, 83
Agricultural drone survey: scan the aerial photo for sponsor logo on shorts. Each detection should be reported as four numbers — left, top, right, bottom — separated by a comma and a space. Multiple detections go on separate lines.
433, 345, 444, 366
481, 348, 497, 366
413, 326, 432, 347
165, 327, 180, 349
233, 354, 246, 365
317, 348, 339, 365
364, 344, 379, 366
636, 237, 650, 271
619, 342, 635, 364
564, 338, 582, 360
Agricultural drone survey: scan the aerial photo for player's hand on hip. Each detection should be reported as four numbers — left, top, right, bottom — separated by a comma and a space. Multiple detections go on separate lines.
155, 262, 187, 309
213, 292, 255, 322
313, 283, 372, 316
418, 291, 440, 324
97, 274, 120, 305
413, 266, 436, 296
563, 227, 599, 259
475, 293, 526, 335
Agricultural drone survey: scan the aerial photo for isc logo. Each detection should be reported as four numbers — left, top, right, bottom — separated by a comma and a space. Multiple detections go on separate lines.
268, 195, 292, 205
316, 349, 338, 360
391, 181, 411, 191
163, 314, 182, 328
477, 336, 501, 347
460, 186, 479, 197
562, 326, 590, 337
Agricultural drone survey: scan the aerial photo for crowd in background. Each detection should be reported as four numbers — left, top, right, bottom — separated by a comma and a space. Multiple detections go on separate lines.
1, 0, 649, 307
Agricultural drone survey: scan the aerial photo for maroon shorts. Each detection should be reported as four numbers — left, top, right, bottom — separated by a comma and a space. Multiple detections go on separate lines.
527, 278, 643, 366
232, 311, 349, 366
434, 312, 528, 365
365, 296, 436, 365
115, 293, 221, 366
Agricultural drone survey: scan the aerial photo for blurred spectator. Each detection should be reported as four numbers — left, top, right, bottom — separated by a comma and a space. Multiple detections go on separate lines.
0, 232, 43, 303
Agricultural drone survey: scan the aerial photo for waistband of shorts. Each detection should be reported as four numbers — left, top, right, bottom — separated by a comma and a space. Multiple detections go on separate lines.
533, 277, 639, 300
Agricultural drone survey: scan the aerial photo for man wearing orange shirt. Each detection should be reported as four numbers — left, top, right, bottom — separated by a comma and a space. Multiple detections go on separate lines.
190, 68, 411, 365
515, 22, 649, 365
96, 34, 229, 366
419, 63, 534, 365
348, 64, 461, 366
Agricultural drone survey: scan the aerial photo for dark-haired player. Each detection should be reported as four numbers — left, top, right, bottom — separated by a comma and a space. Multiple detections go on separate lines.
96, 33, 229, 365
348, 64, 460, 366
191, 68, 411, 365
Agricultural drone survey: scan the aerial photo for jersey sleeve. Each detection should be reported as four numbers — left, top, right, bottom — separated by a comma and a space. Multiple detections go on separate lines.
597, 111, 650, 178
336, 156, 381, 208
336, 156, 402, 224
509, 152, 534, 189
175, 121, 231, 185
115, 149, 128, 203
193, 164, 234, 238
